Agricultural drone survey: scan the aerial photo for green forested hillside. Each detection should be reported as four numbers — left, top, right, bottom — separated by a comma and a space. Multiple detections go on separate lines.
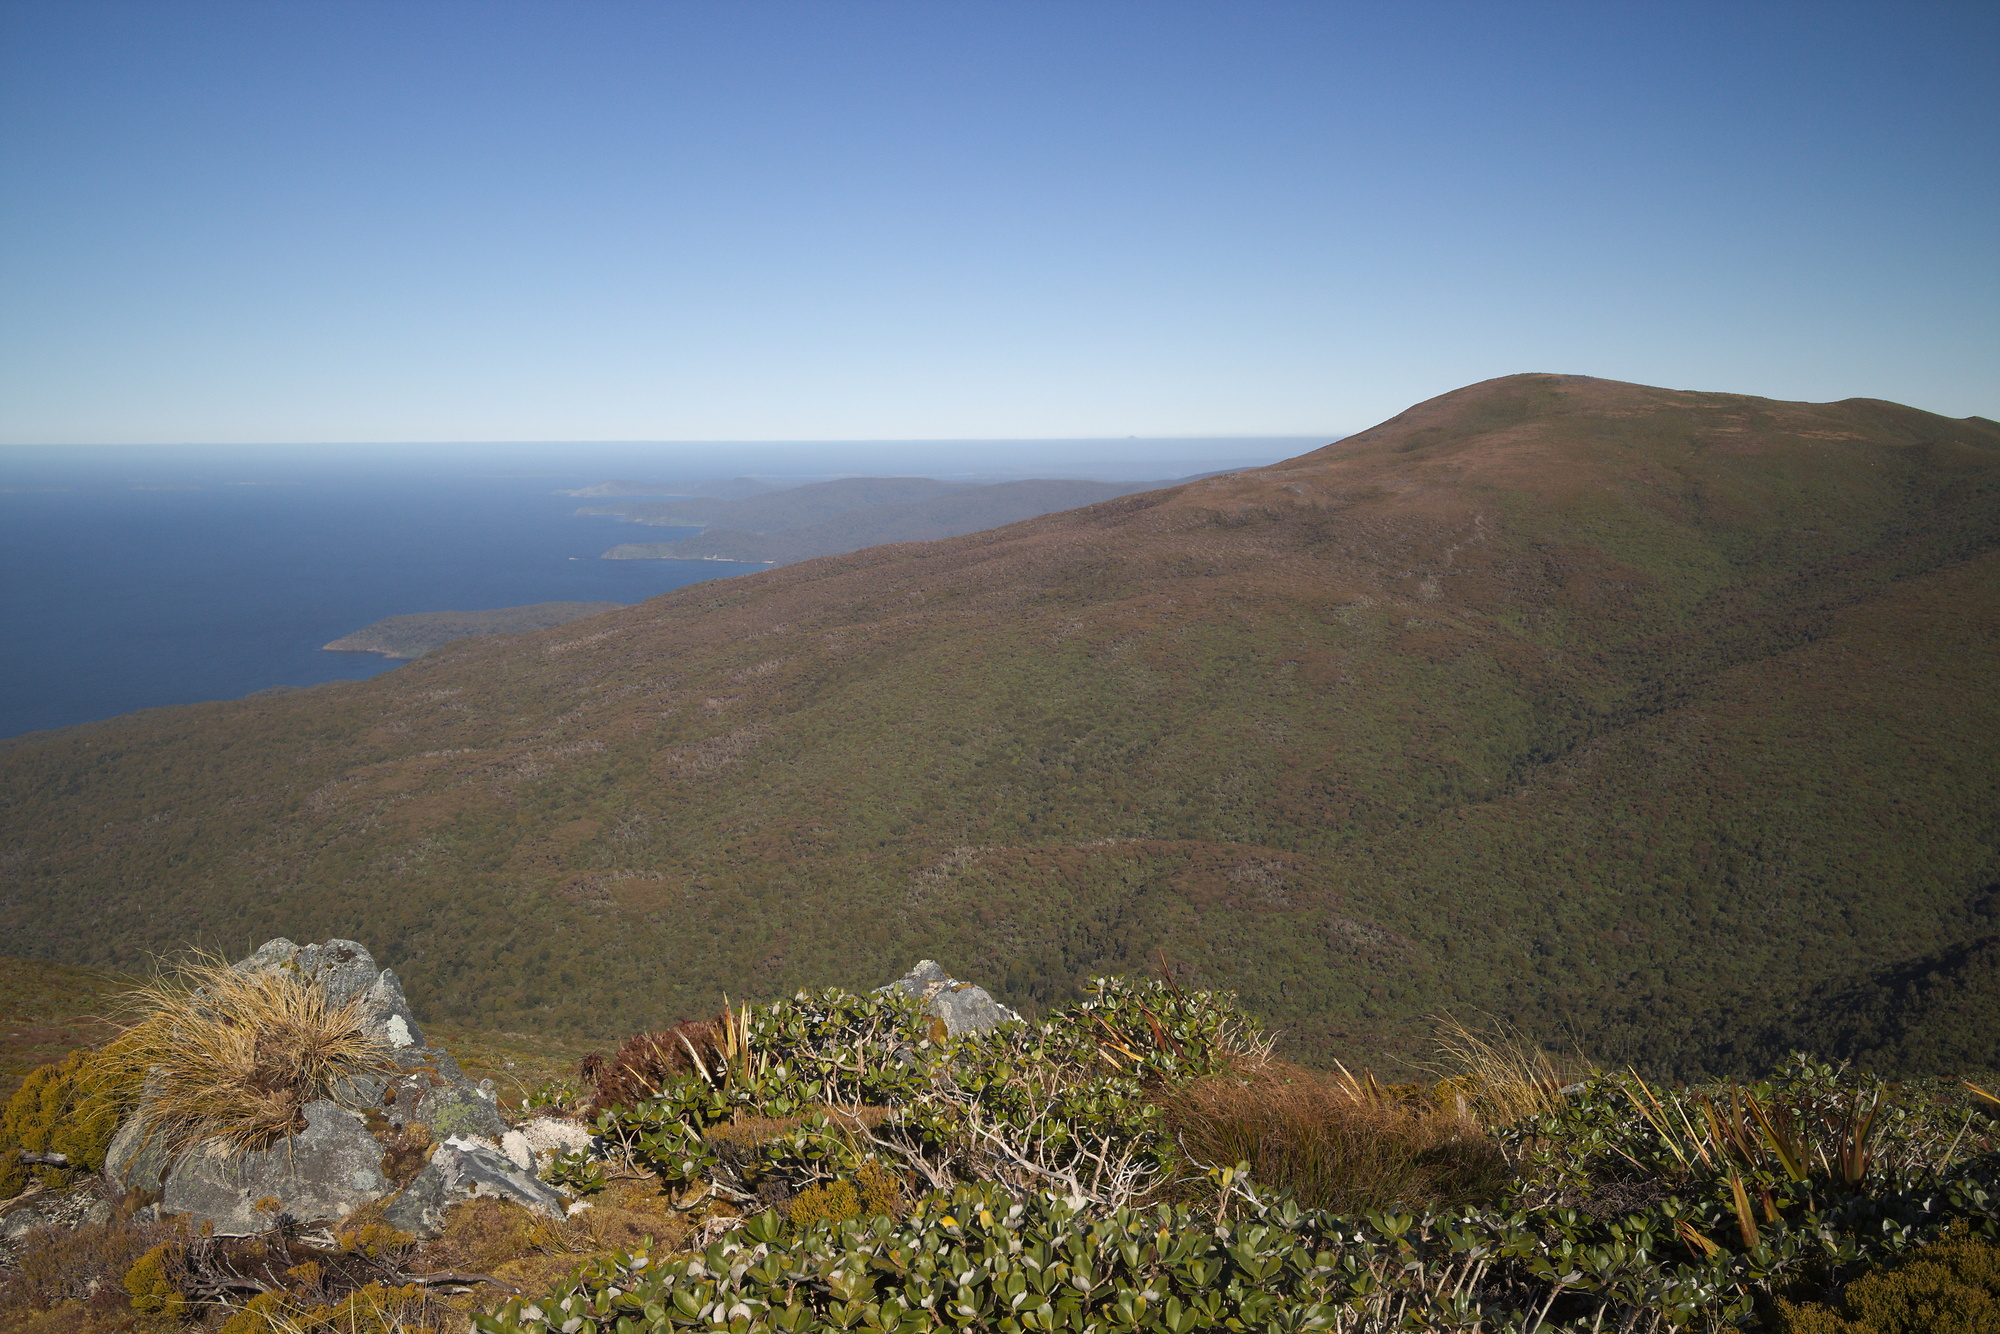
3, 374, 1996, 1078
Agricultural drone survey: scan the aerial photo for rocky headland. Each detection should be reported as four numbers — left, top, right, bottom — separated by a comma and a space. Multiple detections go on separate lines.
321, 602, 623, 659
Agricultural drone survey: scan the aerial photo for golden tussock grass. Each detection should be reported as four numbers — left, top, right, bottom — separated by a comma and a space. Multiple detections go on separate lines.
1421, 1011, 1585, 1126
111, 954, 397, 1156
1160, 1060, 1510, 1214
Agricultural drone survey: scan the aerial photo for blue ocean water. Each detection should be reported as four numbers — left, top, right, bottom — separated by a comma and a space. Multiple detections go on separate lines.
0, 464, 761, 738
0, 438, 1309, 740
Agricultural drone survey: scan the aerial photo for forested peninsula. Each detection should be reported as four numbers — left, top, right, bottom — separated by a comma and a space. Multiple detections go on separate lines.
321, 601, 623, 659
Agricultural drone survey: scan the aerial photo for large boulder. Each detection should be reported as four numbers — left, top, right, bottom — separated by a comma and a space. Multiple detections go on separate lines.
158, 1101, 390, 1236
104, 1071, 175, 1195
884, 960, 1021, 1037
382, 1137, 567, 1238
235, 937, 427, 1048
238, 938, 507, 1141
106, 937, 506, 1225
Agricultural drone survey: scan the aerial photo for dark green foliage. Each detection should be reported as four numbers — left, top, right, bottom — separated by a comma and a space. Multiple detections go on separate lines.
485, 1059, 2000, 1333
598, 977, 1245, 1207
322, 602, 625, 660
547, 1147, 607, 1195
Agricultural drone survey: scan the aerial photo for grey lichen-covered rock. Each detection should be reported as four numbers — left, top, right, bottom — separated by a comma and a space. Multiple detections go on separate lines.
412, 1081, 506, 1141
158, 1101, 391, 1236
104, 1079, 176, 1195
107, 936, 505, 1226
884, 960, 1022, 1037
382, 1137, 567, 1238
1, 1178, 115, 1244
236, 937, 504, 1139
236, 937, 428, 1050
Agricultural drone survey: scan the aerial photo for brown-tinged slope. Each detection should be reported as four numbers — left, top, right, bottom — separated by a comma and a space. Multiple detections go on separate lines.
4, 374, 1997, 1076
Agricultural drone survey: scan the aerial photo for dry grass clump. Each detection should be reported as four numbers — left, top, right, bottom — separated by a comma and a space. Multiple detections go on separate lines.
1160, 1060, 1510, 1213
112, 954, 396, 1155
1423, 1012, 1584, 1126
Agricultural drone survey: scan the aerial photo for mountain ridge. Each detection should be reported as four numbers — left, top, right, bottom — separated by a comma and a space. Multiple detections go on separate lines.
4, 373, 1996, 1078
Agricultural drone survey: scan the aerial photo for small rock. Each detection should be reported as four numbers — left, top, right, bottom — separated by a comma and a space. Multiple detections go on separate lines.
382, 1138, 567, 1238
160, 1101, 391, 1236
883, 959, 1022, 1036
413, 1083, 508, 1141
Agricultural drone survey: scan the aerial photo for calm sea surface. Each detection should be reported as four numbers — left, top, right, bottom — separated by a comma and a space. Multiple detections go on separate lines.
0, 439, 1307, 739
0, 465, 758, 738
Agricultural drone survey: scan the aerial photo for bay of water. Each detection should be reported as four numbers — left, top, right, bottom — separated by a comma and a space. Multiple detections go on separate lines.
0, 464, 760, 738
0, 438, 1309, 739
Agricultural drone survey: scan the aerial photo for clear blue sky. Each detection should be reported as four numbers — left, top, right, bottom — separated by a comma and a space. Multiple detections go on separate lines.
2, 1, 1994, 445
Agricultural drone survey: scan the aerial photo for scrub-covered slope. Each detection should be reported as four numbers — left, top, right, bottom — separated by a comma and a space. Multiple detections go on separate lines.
4, 374, 1996, 1076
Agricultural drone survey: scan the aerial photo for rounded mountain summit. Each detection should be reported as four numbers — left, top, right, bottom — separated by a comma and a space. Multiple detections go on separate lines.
7, 375, 1997, 1078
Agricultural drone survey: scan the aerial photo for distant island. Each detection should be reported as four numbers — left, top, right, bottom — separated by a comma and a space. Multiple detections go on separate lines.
321, 600, 623, 659
556, 476, 784, 499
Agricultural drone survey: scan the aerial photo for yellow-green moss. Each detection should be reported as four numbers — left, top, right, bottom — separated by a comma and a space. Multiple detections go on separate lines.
1, 1047, 129, 1197
215, 1289, 293, 1334
1777, 1227, 2000, 1333
786, 1178, 860, 1227
299, 1281, 434, 1334
786, 1163, 903, 1227
337, 1221, 415, 1260
855, 1161, 903, 1217
122, 1244, 188, 1319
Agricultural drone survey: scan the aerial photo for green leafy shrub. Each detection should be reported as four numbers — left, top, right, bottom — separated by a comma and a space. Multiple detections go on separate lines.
0, 1047, 129, 1197
549, 1146, 608, 1194
598, 975, 1256, 1210
520, 1075, 589, 1116
499, 1046, 2000, 1333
